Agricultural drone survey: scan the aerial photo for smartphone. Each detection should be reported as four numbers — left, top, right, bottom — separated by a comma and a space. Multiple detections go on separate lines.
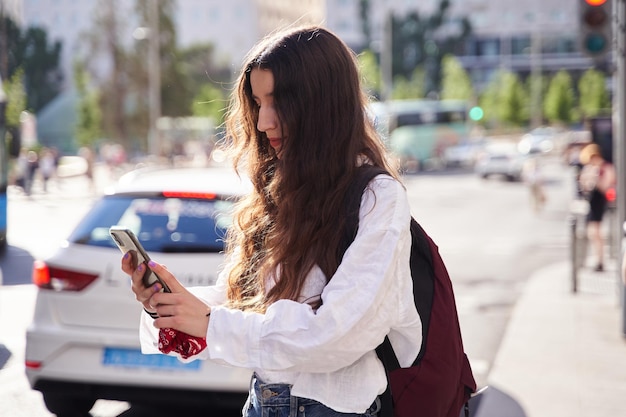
109, 225, 171, 292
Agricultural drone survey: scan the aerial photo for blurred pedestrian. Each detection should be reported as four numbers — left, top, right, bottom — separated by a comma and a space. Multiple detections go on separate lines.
79, 147, 95, 192
121, 25, 420, 416
578, 143, 616, 272
522, 157, 546, 214
14, 148, 29, 192
24, 150, 39, 196
39, 148, 56, 193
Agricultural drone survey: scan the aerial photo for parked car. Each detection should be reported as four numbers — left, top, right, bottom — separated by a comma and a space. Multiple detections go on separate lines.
25, 166, 253, 416
517, 126, 557, 155
475, 141, 526, 181
442, 138, 486, 168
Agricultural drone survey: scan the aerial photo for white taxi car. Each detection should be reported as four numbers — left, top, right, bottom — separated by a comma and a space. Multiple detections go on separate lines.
25, 166, 252, 416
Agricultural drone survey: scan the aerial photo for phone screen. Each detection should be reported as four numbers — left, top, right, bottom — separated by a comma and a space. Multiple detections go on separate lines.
109, 226, 171, 292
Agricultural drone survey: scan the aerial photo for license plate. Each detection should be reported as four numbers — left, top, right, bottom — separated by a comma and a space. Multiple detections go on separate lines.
103, 347, 201, 371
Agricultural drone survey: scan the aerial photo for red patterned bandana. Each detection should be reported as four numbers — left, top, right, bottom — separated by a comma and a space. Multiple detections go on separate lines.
158, 328, 207, 359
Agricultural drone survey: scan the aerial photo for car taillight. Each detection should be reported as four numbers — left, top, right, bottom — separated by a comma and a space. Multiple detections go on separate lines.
25, 360, 42, 370
32, 260, 99, 291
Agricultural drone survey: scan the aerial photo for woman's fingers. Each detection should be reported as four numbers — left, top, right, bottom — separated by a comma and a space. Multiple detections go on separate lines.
121, 255, 209, 336
146, 260, 185, 293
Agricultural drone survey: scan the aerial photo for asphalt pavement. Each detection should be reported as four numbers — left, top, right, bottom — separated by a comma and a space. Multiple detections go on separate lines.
474, 253, 626, 417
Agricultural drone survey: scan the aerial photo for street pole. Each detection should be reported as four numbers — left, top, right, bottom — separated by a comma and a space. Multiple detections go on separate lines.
381, 11, 393, 102
148, 0, 161, 157
530, 30, 543, 128
614, 0, 626, 336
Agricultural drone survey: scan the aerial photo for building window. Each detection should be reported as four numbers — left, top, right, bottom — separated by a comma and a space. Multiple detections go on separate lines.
542, 36, 577, 54
477, 38, 500, 56
511, 36, 532, 55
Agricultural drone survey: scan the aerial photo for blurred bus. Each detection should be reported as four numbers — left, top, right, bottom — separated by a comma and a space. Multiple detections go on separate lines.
369, 99, 470, 172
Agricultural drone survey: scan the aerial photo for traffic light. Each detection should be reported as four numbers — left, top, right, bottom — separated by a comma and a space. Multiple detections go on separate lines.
579, 0, 612, 57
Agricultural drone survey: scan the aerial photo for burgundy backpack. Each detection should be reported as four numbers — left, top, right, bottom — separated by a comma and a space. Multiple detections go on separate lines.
340, 165, 477, 417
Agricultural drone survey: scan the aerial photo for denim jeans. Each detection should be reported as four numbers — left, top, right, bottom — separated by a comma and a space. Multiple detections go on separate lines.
242, 374, 380, 417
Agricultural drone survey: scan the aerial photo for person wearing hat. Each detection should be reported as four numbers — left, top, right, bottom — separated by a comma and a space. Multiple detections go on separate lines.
578, 143, 616, 272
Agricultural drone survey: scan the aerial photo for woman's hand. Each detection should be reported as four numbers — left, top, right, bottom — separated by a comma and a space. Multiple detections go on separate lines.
121, 253, 211, 338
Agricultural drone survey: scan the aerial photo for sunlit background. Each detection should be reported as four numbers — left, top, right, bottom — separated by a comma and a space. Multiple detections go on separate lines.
1, 1, 625, 417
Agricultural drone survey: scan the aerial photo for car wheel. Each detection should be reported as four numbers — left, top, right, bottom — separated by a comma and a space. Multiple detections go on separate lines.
42, 391, 96, 417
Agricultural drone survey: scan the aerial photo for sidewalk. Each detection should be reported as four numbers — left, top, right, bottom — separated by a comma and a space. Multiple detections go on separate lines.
481, 257, 626, 417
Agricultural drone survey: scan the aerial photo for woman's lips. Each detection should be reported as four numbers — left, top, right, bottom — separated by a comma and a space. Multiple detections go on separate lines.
268, 137, 283, 149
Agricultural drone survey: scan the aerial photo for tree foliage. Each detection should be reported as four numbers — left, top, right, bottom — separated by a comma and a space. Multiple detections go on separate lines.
544, 70, 575, 124
3, 69, 27, 155
74, 62, 102, 149
83, 0, 131, 146
0, 14, 63, 113
480, 70, 528, 127
135, 0, 190, 118
358, 49, 381, 98
578, 69, 609, 119
390, 0, 471, 96
391, 68, 425, 100
191, 84, 227, 127
3, 69, 27, 129
440, 55, 473, 101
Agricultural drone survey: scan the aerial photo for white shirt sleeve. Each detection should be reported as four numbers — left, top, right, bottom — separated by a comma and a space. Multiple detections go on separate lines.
206, 175, 419, 372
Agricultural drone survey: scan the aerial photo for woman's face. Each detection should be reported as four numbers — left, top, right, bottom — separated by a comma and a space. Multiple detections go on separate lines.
250, 68, 286, 155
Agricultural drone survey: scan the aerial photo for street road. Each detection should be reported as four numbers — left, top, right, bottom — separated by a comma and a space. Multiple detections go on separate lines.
0, 157, 574, 416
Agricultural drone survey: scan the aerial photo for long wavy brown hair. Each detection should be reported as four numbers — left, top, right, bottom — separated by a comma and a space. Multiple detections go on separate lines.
223, 26, 400, 312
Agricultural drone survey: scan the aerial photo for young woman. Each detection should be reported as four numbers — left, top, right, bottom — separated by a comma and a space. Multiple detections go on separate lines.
579, 143, 616, 272
123, 25, 421, 416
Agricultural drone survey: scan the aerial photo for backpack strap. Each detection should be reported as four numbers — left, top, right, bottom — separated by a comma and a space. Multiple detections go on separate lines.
376, 337, 396, 417
340, 165, 396, 417
337, 165, 389, 260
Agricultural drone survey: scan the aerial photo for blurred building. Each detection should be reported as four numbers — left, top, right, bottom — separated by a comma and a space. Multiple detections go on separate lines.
16, 0, 594, 91
449, 0, 595, 90
12, 0, 601, 150
0, 0, 20, 21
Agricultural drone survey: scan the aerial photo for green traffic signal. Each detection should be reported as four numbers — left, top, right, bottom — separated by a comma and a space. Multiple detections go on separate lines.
469, 106, 484, 121
584, 33, 608, 53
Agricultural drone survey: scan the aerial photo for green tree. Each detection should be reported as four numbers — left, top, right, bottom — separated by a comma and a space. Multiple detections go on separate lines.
526, 73, 548, 126
479, 70, 528, 127
391, 68, 425, 100
578, 69, 610, 119
191, 84, 227, 127
500, 72, 528, 126
20, 27, 63, 112
0, 13, 22, 80
4, 69, 26, 129
544, 70, 575, 124
135, 0, 190, 117
358, 49, 381, 98
83, 0, 131, 146
3, 69, 27, 154
440, 55, 473, 101
391, 0, 471, 96
1, 14, 63, 113
74, 62, 102, 148
179, 43, 231, 93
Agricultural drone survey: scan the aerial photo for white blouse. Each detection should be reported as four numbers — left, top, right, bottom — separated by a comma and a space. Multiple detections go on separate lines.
139, 174, 421, 413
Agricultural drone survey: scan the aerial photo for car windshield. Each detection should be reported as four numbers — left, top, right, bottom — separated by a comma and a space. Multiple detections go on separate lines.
68, 195, 235, 252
